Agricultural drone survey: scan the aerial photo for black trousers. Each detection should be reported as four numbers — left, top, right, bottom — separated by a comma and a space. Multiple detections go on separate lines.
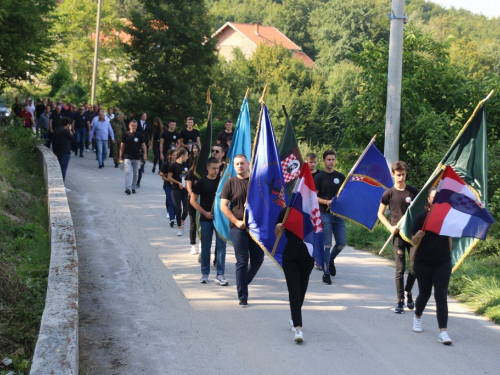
282, 239, 314, 328
172, 189, 188, 227
152, 140, 162, 168
414, 260, 452, 329
188, 202, 197, 245
393, 235, 416, 301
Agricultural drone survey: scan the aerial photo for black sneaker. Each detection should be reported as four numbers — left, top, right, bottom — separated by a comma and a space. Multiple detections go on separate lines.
152, 167, 155, 173
132, 189, 136, 194
322, 273, 332, 285
170, 220, 175, 228
98, 164, 103, 169
115, 162, 119, 168
79, 154, 84, 158
239, 298, 248, 308
329, 261, 336, 277
125, 189, 131, 195
395, 301, 404, 314
406, 293, 415, 310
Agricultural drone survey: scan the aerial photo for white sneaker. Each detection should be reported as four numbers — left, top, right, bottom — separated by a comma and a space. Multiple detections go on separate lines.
413, 316, 422, 332
215, 275, 228, 286
190, 245, 197, 255
438, 331, 452, 345
176, 229, 183, 236
288, 318, 296, 332
294, 329, 304, 342
200, 274, 208, 284
65, 187, 71, 192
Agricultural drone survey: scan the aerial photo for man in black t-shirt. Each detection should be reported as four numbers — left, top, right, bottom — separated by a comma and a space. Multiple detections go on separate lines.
72, 105, 90, 157
180, 117, 201, 152
314, 150, 346, 285
52, 117, 74, 192
49, 105, 64, 133
378, 160, 419, 314
119, 120, 147, 195
216, 119, 232, 149
221, 154, 263, 307
160, 119, 181, 160
191, 157, 228, 285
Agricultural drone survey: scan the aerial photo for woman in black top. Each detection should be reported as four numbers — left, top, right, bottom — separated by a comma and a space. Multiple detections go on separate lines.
186, 156, 200, 255
188, 143, 200, 168
159, 149, 177, 227
275, 208, 314, 343
150, 117, 164, 173
167, 148, 189, 235
411, 188, 453, 345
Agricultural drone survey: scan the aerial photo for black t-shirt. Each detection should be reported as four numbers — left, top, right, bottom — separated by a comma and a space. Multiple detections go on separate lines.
217, 130, 232, 148
185, 169, 199, 185
411, 210, 451, 266
221, 176, 249, 228
314, 170, 346, 212
73, 112, 88, 128
160, 130, 180, 153
311, 169, 322, 180
50, 112, 64, 128
121, 132, 146, 160
380, 185, 419, 225
168, 162, 189, 190
152, 128, 162, 142
160, 161, 171, 188
180, 128, 200, 151
52, 127, 74, 156
35, 104, 46, 119
192, 175, 221, 221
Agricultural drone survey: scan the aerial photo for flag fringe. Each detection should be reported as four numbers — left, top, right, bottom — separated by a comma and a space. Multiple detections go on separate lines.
451, 238, 480, 273
247, 228, 284, 272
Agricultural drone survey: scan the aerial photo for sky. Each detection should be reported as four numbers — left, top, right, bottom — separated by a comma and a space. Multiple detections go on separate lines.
431, 0, 500, 18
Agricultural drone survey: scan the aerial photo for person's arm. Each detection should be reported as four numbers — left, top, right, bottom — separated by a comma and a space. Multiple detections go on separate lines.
377, 203, 399, 234
196, 136, 201, 149
221, 198, 246, 229
159, 170, 169, 182
109, 123, 115, 142
412, 230, 425, 247
190, 192, 213, 220
186, 179, 194, 196
160, 138, 165, 160
167, 172, 183, 189
49, 118, 53, 133
175, 138, 181, 148
119, 143, 124, 161
142, 142, 147, 161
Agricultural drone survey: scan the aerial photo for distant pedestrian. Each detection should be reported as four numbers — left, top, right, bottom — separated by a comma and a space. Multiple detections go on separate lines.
38, 106, 51, 147
411, 188, 453, 345
89, 109, 115, 168
180, 117, 200, 153
167, 148, 189, 236
110, 113, 127, 167
185, 156, 199, 255
160, 119, 181, 161
72, 105, 90, 158
150, 117, 164, 173
191, 157, 228, 285
159, 149, 178, 227
52, 117, 74, 192
119, 120, 147, 195
216, 119, 233, 150
19, 104, 34, 129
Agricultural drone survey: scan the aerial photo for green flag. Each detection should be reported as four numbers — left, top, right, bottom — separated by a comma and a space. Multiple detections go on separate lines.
195, 88, 213, 179
399, 94, 490, 272
278, 105, 303, 200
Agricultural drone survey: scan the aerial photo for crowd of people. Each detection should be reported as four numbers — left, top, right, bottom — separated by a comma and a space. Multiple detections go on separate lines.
11, 97, 453, 345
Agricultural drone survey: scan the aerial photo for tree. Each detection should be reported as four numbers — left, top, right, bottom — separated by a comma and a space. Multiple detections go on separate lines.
125, 0, 218, 121
0, 0, 56, 92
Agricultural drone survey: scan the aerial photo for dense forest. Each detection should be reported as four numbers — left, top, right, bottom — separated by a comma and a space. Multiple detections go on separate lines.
2, 0, 500, 225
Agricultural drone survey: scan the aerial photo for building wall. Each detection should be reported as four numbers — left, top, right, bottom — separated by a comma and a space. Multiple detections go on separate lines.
216, 28, 256, 61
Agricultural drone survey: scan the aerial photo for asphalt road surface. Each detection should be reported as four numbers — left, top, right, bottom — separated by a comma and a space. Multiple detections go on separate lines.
65, 154, 500, 375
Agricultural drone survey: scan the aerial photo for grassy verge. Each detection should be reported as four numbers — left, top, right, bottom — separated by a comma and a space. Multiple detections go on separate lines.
0, 126, 50, 374
346, 220, 500, 324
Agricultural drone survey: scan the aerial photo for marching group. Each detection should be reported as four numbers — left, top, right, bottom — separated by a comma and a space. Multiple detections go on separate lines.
13, 97, 453, 345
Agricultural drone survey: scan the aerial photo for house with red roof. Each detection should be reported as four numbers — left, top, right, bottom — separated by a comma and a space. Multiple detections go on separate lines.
212, 22, 314, 67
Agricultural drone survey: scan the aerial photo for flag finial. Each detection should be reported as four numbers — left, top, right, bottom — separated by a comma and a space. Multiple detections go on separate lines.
259, 84, 268, 104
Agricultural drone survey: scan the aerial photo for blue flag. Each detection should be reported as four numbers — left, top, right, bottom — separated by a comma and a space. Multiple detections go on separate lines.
213, 96, 252, 243
246, 104, 288, 266
330, 140, 393, 230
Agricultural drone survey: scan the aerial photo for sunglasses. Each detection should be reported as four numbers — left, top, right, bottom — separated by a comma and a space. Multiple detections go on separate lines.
212, 149, 220, 153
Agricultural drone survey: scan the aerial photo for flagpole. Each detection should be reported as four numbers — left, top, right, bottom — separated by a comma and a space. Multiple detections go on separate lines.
243, 84, 268, 224
271, 207, 292, 256
245, 87, 250, 99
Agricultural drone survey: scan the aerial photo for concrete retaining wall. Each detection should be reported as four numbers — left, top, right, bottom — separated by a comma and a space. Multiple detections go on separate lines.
30, 146, 79, 374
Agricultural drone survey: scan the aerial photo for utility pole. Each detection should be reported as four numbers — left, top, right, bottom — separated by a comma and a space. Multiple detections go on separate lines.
90, 0, 103, 105
384, 0, 407, 166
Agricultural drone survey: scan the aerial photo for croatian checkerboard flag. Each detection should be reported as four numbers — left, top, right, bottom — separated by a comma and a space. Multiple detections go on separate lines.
423, 166, 494, 239
283, 163, 325, 271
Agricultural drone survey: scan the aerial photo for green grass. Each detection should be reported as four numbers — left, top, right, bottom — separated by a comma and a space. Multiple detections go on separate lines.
0, 126, 50, 374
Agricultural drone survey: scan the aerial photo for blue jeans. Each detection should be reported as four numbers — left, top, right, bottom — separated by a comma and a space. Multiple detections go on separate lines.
321, 211, 346, 266
200, 221, 226, 276
57, 153, 71, 182
75, 128, 86, 156
163, 183, 176, 221
96, 139, 108, 166
229, 226, 264, 300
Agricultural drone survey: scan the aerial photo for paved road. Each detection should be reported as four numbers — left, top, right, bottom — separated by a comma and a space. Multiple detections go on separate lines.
66, 154, 500, 375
